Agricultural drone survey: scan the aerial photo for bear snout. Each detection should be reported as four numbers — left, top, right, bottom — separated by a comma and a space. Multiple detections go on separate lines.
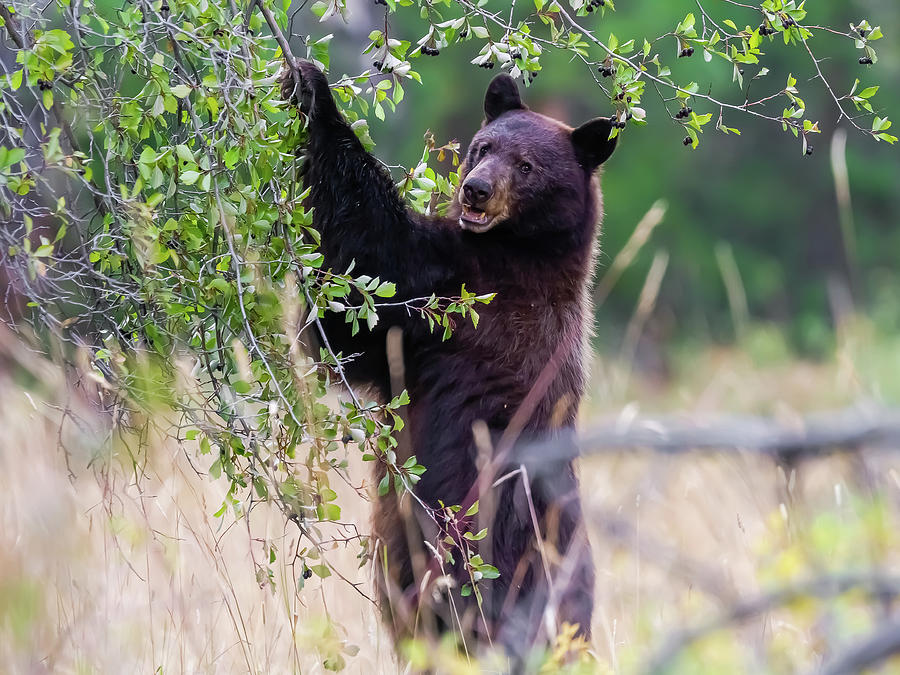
461, 177, 493, 207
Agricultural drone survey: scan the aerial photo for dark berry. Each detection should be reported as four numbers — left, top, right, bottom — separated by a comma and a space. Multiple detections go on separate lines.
373, 60, 383, 70
459, 29, 468, 38
303, 568, 313, 579
626, 96, 632, 102
683, 136, 692, 146
805, 145, 814, 156
739, 68, 745, 75
679, 47, 694, 58
859, 56, 873, 65
859, 29, 868, 38
161, 2, 169, 11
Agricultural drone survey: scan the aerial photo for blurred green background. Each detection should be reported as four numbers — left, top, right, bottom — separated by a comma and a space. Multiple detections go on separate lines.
319, 0, 900, 359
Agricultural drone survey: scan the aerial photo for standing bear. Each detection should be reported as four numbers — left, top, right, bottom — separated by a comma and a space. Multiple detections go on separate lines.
279, 59, 617, 662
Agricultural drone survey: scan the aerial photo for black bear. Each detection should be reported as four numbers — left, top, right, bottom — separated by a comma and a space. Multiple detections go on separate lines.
280, 60, 616, 663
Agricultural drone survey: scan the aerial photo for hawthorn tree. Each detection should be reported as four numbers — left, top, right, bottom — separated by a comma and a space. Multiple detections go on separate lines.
0, 0, 894, 669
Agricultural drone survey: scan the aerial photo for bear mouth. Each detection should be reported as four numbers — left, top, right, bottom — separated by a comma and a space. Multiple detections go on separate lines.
459, 204, 496, 233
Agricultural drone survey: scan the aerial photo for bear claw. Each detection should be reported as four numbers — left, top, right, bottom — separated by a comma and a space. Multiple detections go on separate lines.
278, 59, 332, 117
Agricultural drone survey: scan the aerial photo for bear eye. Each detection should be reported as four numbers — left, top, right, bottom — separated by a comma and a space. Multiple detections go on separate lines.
519, 161, 533, 175
478, 144, 491, 157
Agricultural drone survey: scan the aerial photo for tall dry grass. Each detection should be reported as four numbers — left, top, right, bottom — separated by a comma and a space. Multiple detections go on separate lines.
2, 316, 900, 673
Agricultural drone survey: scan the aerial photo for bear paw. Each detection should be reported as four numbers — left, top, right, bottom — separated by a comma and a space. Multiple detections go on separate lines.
278, 59, 333, 118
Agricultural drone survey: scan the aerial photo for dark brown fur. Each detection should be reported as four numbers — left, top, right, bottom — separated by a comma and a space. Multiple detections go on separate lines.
279, 61, 617, 663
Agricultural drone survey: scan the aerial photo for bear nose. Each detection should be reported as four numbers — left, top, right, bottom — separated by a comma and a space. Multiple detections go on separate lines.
462, 178, 493, 206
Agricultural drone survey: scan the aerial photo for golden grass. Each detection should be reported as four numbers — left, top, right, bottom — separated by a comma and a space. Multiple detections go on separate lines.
2, 317, 899, 673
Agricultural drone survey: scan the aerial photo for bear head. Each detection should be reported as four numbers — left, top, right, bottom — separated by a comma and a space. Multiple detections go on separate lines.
455, 74, 617, 239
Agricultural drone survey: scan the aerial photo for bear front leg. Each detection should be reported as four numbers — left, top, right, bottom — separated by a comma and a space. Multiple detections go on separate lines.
277, 60, 464, 345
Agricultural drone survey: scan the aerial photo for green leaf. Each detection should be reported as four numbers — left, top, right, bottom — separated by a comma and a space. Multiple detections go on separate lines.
180, 170, 200, 185
171, 84, 191, 98
374, 281, 396, 298
0, 147, 24, 170
858, 86, 879, 99
310, 564, 331, 578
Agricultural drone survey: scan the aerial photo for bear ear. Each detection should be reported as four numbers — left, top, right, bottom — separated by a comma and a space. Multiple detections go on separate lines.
484, 74, 526, 123
571, 117, 618, 170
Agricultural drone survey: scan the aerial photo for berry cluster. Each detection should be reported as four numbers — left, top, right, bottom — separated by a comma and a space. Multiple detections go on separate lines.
36, 78, 53, 91
679, 46, 695, 58
611, 119, 627, 130
674, 106, 692, 119
597, 65, 614, 78
372, 60, 394, 72
859, 56, 873, 65
527, 71, 538, 83
477, 61, 495, 69
805, 144, 814, 156
585, 0, 605, 12
781, 16, 796, 29
758, 24, 776, 36
421, 46, 440, 56
683, 136, 692, 146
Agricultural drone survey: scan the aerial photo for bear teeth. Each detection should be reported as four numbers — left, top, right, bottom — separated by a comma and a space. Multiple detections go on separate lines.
460, 204, 491, 227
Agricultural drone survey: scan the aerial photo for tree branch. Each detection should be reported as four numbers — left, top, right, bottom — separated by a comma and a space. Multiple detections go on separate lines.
516, 405, 900, 466
643, 573, 900, 674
